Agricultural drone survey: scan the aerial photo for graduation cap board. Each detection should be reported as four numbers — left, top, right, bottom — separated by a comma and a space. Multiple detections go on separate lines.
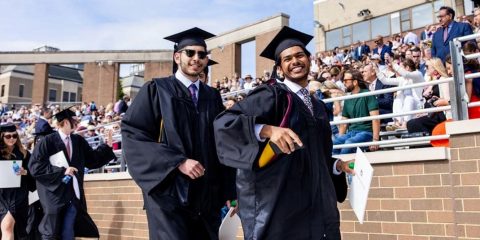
0, 123, 17, 133
259, 26, 313, 63
164, 27, 216, 74
259, 26, 313, 80
204, 59, 218, 74
54, 106, 76, 122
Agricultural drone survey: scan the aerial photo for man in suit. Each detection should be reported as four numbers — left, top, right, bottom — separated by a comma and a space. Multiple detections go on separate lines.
432, 6, 473, 62
29, 108, 116, 239
363, 63, 394, 124
372, 36, 392, 65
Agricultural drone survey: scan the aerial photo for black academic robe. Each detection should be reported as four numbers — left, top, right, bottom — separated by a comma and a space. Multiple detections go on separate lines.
28, 132, 115, 238
214, 82, 346, 240
121, 76, 236, 240
0, 147, 35, 239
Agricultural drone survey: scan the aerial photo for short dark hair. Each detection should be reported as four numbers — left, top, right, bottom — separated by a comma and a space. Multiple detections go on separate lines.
402, 58, 417, 71
440, 6, 455, 19
345, 69, 367, 89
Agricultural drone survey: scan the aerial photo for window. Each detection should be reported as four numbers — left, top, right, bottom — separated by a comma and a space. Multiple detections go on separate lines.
48, 89, 57, 102
326, 28, 342, 50
401, 9, 411, 31
1, 85, 4, 97
390, 12, 401, 34
342, 26, 352, 46
70, 93, 76, 102
371, 15, 390, 38
464, 0, 474, 15
62, 91, 69, 102
19, 84, 24, 98
352, 21, 370, 42
412, 3, 433, 29
434, 0, 443, 13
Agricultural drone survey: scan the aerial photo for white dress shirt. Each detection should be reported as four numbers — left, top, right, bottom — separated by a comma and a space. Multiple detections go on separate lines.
176, 70, 200, 98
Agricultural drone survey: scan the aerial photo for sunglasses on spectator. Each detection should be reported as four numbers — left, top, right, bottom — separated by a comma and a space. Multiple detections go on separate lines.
342, 78, 355, 82
179, 49, 207, 59
3, 133, 18, 140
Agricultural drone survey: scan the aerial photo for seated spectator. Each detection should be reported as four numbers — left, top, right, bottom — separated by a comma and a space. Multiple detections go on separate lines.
333, 70, 380, 155
243, 74, 255, 90
224, 97, 237, 109
375, 58, 424, 130
407, 58, 450, 134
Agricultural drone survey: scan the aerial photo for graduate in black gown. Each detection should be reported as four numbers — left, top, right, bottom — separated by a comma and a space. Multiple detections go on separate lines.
0, 123, 35, 240
121, 27, 236, 240
213, 27, 353, 240
28, 108, 116, 239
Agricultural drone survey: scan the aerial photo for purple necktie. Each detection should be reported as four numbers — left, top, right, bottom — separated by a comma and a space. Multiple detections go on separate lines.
189, 84, 198, 107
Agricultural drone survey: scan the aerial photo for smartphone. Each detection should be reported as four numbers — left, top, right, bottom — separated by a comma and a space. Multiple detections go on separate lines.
269, 141, 304, 155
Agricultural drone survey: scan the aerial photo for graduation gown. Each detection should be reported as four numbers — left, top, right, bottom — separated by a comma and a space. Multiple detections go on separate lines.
214, 82, 346, 240
121, 76, 236, 240
0, 147, 35, 239
28, 132, 116, 238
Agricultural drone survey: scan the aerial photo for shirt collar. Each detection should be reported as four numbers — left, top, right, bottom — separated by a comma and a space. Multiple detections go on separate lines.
58, 130, 69, 141
282, 78, 306, 94
175, 70, 200, 90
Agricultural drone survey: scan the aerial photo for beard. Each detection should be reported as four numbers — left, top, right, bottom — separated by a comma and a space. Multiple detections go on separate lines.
345, 85, 355, 93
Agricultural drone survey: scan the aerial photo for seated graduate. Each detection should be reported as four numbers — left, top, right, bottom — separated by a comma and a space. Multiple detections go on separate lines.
28, 107, 116, 240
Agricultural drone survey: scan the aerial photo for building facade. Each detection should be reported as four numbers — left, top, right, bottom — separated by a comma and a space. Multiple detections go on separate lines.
314, 0, 476, 52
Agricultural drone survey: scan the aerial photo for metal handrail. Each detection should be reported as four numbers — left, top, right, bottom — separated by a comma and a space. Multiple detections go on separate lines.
330, 106, 451, 125
323, 78, 453, 103
333, 135, 450, 149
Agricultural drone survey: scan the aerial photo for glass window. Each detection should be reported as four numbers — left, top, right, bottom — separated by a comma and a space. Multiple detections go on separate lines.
49, 89, 56, 102
62, 91, 69, 102
371, 15, 390, 38
434, 0, 443, 12
391, 12, 400, 34
464, 0, 474, 15
70, 93, 76, 102
326, 28, 342, 50
19, 84, 24, 98
342, 26, 352, 46
352, 21, 370, 42
412, 3, 434, 29
401, 9, 410, 20
1, 85, 4, 97
401, 21, 411, 31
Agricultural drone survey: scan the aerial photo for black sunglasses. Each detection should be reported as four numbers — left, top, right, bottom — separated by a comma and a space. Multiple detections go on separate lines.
180, 49, 207, 59
3, 133, 18, 140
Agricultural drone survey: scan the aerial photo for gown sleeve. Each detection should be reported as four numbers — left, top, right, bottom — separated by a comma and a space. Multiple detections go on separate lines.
121, 81, 188, 195
28, 137, 65, 193
214, 85, 278, 170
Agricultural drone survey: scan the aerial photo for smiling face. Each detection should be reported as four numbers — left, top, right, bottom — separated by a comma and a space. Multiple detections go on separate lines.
277, 46, 311, 86
174, 45, 208, 80
2, 131, 18, 148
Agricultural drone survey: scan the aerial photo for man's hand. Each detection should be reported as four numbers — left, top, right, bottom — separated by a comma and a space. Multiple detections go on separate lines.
260, 125, 303, 154
178, 159, 205, 180
65, 167, 78, 177
336, 159, 355, 175
369, 142, 380, 151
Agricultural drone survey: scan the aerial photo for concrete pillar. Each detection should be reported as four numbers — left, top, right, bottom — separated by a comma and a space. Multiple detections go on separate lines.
255, 29, 280, 79
144, 61, 173, 81
210, 43, 241, 83
32, 63, 48, 106
83, 62, 119, 107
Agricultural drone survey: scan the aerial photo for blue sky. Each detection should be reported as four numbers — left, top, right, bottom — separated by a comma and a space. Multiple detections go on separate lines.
0, 0, 314, 77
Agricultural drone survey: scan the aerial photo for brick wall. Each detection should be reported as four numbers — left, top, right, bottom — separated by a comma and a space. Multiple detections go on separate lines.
84, 125, 480, 239
339, 131, 480, 239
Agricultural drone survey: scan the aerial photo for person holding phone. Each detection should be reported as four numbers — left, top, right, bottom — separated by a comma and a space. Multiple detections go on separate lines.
0, 123, 34, 240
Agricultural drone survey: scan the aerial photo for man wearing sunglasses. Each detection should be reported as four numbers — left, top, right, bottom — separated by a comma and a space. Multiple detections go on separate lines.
122, 27, 236, 240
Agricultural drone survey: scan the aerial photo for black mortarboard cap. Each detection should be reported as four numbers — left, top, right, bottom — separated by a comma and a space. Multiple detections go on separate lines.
260, 26, 313, 63
203, 59, 218, 76
0, 123, 17, 133
164, 27, 215, 52
53, 106, 76, 122
164, 27, 215, 74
